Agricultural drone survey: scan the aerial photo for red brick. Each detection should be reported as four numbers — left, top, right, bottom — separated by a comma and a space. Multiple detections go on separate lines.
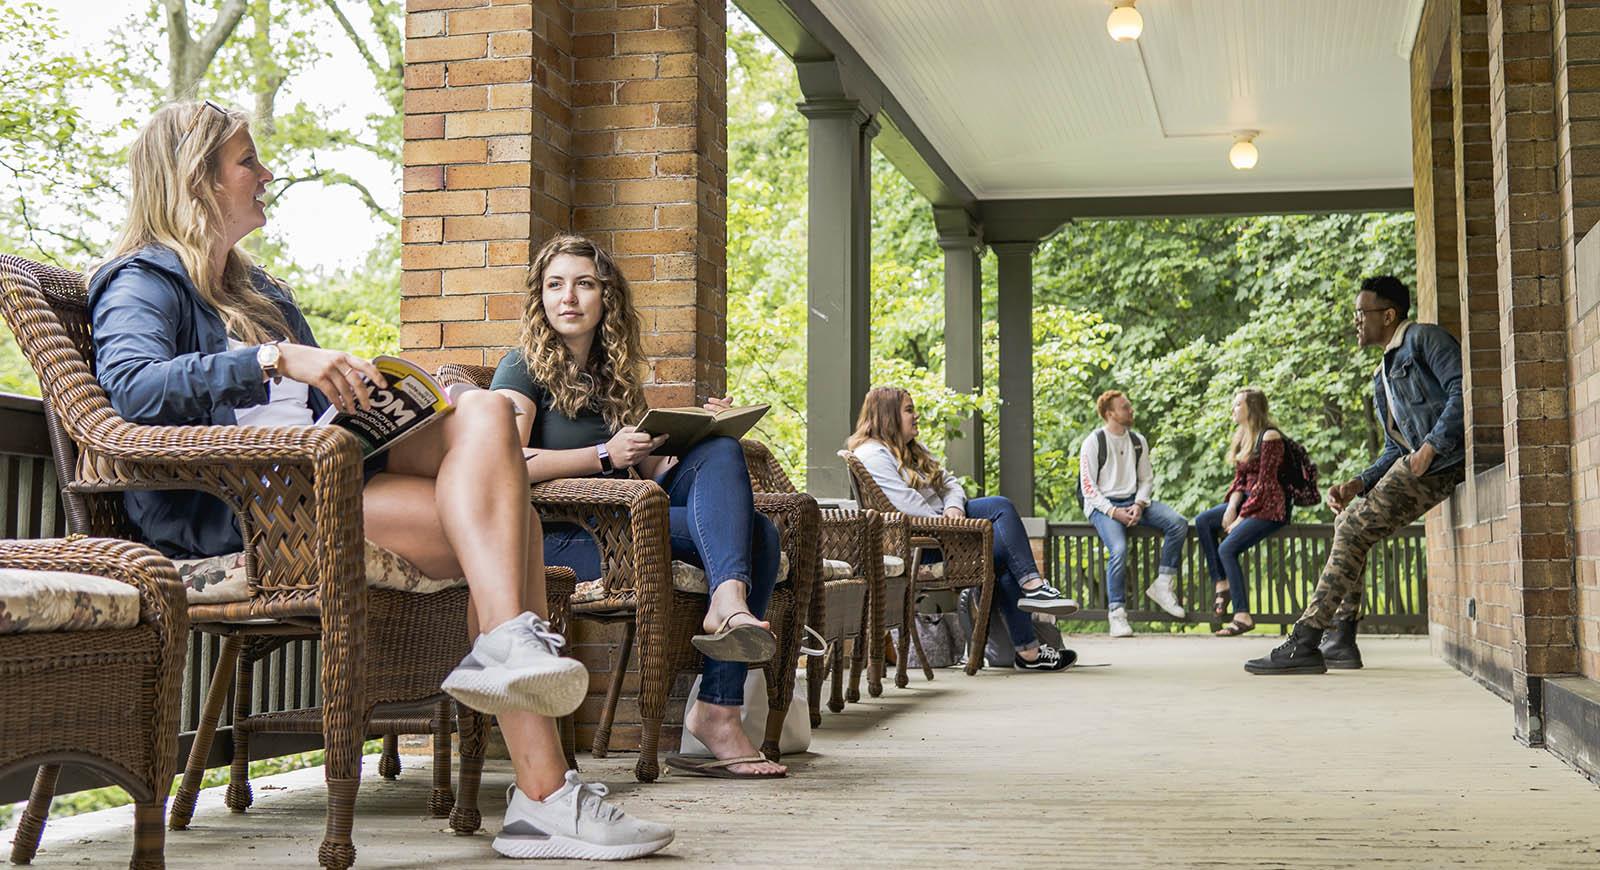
401, 242, 487, 270
402, 217, 444, 243
446, 163, 533, 189
401, 295, 485, 321
406, 34, 488, 63
404, 190, 488, 217
404, 165, 446, 192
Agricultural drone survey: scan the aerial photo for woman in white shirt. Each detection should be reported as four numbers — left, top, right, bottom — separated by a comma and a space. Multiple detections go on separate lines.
847, 387, 1078, 672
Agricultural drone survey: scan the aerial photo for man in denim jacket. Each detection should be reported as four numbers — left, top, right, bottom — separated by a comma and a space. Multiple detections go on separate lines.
1248, 276, 1464, 675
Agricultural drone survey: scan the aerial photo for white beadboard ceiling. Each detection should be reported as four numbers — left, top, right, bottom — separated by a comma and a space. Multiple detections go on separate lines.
809, 0, 1414, 198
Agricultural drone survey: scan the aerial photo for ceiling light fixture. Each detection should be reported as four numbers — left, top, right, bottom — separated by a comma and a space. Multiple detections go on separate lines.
1107, 1, 1143, 42
1229, 131, 1259, 170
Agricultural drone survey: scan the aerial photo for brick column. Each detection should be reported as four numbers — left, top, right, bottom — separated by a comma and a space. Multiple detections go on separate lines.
1457, 0, 1507, 472
571, 0, 728, 406
1488, 0, 1578, 744
1416, 57, 1462, 334
1555, 0, 1600, 682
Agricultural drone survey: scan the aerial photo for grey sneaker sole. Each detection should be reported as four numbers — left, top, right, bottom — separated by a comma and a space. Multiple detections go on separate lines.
441, 658, 588, 717
492, 831, 674, 861
1018, 598, 1079, 616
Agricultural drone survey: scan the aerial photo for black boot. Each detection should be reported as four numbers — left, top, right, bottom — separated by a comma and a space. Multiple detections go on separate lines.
1318, 617, 1363, 670
1244, 622, 1327, 675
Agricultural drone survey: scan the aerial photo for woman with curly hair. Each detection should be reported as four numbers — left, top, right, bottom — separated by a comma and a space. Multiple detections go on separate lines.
492, 234, 786, 779
88, 101, 670, 861
848, 386, 1079, 671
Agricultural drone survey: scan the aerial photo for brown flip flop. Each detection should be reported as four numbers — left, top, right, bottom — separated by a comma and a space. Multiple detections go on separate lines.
691, 610, 777, 662
665, 754, 786, 779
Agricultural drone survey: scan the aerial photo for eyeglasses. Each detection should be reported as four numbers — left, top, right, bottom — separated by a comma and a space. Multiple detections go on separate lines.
1353, 306, 1392, 321
175, 99, 227, 154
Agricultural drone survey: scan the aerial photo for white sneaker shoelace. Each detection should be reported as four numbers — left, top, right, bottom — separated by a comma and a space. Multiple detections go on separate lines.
563, 771, 623, 826
508, 614, 568, 656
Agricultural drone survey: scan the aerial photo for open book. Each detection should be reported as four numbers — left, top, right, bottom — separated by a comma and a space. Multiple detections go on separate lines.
636, 403, 769, 457
313, 356, 483, 458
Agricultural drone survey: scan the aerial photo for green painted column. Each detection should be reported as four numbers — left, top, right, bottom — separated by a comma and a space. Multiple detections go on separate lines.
936, 209, 984, 491
992, 241, 1036, 513
798, 97, 875, 498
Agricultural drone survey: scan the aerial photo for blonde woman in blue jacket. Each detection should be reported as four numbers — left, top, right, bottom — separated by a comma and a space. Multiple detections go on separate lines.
87, 100, 671, 860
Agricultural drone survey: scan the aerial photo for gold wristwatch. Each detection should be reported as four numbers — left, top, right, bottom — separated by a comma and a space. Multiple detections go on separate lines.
257, 341, 284, 384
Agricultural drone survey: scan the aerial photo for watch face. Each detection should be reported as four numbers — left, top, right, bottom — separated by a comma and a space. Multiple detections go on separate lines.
259, 344, 280, 365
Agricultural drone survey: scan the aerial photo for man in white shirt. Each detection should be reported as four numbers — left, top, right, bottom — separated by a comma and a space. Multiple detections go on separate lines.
1080, 390, 1189, 636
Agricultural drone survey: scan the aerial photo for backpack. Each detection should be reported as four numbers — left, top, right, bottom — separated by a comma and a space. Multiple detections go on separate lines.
1255, 429, 1321, 508
1076, 428, 1145, 517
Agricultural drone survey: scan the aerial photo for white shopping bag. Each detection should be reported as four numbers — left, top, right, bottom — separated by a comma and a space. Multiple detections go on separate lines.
678, 627, 825, 756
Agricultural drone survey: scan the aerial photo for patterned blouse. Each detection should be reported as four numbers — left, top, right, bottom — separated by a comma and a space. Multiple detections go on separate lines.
1226, 435, 1289, 523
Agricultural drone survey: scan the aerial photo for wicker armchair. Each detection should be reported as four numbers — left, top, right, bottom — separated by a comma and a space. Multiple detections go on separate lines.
0, 255, 560, 869
742, 440, 883, 724
838, 449, 996, 683
2, 537, 187, 870
435, 365, 819, 772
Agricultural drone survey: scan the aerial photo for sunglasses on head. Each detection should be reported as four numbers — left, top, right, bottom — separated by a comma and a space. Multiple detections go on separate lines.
175, 99, 228, 153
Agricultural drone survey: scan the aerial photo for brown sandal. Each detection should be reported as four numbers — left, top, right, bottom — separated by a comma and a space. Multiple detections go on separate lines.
1214, 619, 1255, 637
1212, 589, 1230, 617
691, 610, 777, 663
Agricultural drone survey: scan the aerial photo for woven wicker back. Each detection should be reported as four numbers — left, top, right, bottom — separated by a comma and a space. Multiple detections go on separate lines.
837, 449, 895, 513
740, 439, 798, 494
0, 255, 134, 537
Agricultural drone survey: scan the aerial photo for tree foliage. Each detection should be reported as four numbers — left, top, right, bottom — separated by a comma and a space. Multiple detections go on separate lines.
724, 9, 1415, 519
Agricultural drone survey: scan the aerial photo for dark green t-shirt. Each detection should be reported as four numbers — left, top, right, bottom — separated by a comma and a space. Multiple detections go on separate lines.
491, 350, 623, 475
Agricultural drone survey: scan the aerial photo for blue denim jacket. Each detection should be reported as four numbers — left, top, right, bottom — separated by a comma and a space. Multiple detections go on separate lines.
1358, 321, 1465, 494
87, 244, 329, 558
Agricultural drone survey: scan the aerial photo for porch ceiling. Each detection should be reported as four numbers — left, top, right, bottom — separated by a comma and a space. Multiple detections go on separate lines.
808, 0, 1416, 200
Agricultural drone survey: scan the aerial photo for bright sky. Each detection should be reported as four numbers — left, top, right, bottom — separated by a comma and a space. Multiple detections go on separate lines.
39, 0, 396, 273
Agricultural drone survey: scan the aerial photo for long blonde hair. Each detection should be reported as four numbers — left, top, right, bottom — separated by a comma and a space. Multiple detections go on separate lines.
1227, 387, 1279, 465
94, 100, 289, 344
846, 386, 945, 490
516, 235, 648, 430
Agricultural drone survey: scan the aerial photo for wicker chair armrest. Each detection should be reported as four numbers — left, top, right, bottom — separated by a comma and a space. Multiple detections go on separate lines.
903, 513, 993, 583
70, 422, 366, 601
876, 511, 910, 559
0, 537, 188, 644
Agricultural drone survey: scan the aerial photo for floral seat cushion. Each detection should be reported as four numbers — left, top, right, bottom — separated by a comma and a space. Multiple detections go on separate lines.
0, 569, 140, 634
881, 555, 942, 580
572, 552, 795, 604
173, 540, 468, 604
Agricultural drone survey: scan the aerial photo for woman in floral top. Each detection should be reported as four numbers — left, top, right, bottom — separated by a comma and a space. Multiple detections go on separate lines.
1194, 388, 1291, 636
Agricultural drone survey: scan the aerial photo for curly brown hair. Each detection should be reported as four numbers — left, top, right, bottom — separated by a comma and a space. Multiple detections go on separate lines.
515, 234, 649, 430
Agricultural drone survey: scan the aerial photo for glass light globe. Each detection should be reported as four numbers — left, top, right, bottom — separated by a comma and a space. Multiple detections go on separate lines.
1229, 139, 1259, 170
1107, 5, 1143, 42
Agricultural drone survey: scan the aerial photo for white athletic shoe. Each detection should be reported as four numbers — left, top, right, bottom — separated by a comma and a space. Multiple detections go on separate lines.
1145, 575, 1187, 619
1108, 606, 1134, 638
442, 612, 588, 718
493, 772, 675, 860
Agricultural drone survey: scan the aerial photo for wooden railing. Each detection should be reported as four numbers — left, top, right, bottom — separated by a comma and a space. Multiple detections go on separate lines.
1045, 521, 1428, 632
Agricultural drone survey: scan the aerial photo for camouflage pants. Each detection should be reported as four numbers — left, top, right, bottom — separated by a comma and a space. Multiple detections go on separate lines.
1298, 457, 1463, 629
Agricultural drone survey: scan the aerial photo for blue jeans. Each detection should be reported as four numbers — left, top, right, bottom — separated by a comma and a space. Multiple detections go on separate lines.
1088, 496, 1187, 609
965, 496, 1045, 652
543, 437, 781, 706
1194, 501, 1288, 614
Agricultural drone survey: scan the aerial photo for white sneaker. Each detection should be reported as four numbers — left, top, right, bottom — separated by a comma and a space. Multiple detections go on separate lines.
494, 771, 674, 860
442, 612, 588, 717
1145, 575, 1187, 619
1108, 606, 1134, 638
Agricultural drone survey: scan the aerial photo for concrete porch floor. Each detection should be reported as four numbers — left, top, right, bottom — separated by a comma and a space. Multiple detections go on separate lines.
10, 635, 1600, 868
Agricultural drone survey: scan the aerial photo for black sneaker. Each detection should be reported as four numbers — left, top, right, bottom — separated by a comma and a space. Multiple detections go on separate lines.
1243, 622, 1327, 675
1017, 582, 1080, 616
1014, 643, 1077, 672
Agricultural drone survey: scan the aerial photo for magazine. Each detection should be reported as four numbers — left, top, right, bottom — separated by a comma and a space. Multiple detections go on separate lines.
313, 356, 479, 458
636, 403, 769, 457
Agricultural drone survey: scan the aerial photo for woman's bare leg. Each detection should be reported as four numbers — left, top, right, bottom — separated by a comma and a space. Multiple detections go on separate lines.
368, 391, 569, 798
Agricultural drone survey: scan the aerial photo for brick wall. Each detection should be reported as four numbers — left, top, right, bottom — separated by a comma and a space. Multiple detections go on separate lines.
1557, 0, 1600, 680
401, 0, 729, 751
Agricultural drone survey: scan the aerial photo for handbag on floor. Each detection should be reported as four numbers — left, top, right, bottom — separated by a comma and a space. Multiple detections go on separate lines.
677, 626, 824, 756
891, 611, 964, 669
